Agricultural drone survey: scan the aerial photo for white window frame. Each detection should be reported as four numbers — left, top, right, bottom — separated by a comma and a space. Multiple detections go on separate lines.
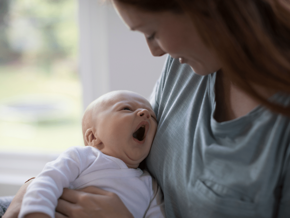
78, 0, 110, 109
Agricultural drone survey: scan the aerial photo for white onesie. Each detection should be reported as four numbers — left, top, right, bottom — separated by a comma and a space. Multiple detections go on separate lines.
19, 146, 164, 218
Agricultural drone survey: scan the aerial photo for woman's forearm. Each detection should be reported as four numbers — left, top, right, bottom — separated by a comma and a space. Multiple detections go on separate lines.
3, 180, 33, 218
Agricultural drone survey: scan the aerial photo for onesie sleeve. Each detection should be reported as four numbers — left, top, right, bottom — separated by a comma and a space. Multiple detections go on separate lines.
277, 143, 290, 218
144, 177, 165, 218
18, 147, 87, 218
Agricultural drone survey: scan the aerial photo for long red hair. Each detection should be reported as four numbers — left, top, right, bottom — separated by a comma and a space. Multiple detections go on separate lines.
112, 0, 290, 116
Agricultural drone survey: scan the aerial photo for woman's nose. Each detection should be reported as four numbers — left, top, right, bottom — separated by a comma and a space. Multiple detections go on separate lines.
147, 40, 166, 57
137, 109, 150, 119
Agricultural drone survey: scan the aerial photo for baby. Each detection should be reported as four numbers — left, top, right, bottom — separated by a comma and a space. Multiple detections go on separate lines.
18, 90, 164, 218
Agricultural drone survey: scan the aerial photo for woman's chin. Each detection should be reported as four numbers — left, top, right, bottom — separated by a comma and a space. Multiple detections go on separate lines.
186, 62, 219, 76
189, 66, 213, 76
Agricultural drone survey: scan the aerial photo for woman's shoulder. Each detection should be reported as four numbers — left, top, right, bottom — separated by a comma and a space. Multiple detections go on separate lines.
161, 55, 205, 81
156, 55, 210, 99
151, 55, 213, 119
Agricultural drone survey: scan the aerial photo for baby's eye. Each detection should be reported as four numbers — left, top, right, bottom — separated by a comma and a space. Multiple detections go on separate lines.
123, 107, 131, 111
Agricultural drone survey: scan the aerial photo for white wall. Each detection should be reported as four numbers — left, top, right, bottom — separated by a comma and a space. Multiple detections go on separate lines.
106, 6, 166, 98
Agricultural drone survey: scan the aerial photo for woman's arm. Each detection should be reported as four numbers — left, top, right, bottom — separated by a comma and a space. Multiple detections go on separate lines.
3, 183, 133, 218
3, 180, 32, 218
55, 187, 133, 218
277, 145, 290, 218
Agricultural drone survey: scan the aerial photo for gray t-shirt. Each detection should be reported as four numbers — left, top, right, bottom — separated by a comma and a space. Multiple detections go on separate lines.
147, 56, 290, 218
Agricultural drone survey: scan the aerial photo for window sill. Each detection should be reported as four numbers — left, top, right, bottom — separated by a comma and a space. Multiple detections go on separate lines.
0, 151, 58, 196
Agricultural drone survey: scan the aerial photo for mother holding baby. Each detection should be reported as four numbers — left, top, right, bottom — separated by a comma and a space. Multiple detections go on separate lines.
4, 0, 290, 217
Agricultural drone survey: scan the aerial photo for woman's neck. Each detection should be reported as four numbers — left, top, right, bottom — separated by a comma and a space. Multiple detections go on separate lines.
214, 71, 261, 122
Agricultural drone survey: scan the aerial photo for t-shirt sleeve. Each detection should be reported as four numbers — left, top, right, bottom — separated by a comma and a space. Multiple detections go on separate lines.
277, 143, 290, 218
144, 177, 165, 218
150, 55, 174, 118
18, 147, 86, 218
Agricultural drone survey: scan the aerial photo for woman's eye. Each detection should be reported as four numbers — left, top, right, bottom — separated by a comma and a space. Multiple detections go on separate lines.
123, 107, 131, 111
147, 33, 155, 41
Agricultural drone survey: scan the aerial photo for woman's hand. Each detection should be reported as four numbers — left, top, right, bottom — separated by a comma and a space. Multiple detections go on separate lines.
55, 186, 133, 218
2, 180, 33, 218
3, 182, 132, 218
24, 213, 50, 218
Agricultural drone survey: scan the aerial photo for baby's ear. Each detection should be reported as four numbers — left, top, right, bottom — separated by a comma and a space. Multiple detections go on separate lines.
84, 128, 104, 150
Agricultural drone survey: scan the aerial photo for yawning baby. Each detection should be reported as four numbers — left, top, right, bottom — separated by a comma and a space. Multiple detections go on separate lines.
19, 90, 164, 218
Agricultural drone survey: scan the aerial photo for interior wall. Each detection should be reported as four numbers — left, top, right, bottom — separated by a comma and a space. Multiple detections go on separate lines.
106, 6, 166, 99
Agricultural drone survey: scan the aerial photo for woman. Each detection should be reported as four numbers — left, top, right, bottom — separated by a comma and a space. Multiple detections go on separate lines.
3, 0, 290, 217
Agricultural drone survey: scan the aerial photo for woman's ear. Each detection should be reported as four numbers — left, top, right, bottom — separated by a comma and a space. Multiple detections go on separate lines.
84, 128, 104, 150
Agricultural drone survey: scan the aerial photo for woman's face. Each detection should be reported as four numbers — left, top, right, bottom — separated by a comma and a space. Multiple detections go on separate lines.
113, 1, 221, 75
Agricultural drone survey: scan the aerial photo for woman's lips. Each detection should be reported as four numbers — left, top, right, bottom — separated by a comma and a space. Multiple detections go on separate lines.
132, 121, 149, 144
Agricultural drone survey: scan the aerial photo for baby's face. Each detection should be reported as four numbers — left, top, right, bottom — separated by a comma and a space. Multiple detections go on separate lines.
89, 91, 157, 168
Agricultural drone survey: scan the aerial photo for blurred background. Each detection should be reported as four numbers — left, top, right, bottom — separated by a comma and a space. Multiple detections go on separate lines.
0, 0, 166, 196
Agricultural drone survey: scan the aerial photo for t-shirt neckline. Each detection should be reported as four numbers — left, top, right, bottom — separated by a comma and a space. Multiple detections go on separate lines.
208, 72, 267, 136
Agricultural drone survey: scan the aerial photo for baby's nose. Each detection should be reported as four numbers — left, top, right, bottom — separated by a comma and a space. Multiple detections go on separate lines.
137, 109, 150, 119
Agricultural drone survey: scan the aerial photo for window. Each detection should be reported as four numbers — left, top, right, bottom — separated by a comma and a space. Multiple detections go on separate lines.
0, 0, 83, 153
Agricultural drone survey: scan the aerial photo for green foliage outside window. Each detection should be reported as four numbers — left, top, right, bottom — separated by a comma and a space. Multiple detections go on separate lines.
0, 0, 83, 153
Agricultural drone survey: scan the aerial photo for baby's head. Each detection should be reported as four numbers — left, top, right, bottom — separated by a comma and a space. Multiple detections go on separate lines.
82, 90, 157, 168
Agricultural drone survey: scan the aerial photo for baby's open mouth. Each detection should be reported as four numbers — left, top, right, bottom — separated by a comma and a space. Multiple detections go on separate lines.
133, 125, 145, 141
